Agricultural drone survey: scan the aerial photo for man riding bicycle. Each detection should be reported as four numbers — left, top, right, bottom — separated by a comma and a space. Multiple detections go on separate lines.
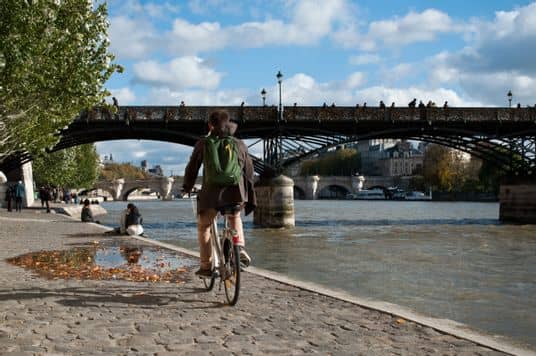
183, 110, 256, 277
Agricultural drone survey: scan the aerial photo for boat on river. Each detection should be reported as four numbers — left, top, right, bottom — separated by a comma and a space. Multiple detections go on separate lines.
347, 189, 386, 200
405, 191, 432, 201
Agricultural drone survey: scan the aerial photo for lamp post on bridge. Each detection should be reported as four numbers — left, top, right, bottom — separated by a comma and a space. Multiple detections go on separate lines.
276, 71, 283, 121
261, 88, 266, 106
507, 90, 513, 108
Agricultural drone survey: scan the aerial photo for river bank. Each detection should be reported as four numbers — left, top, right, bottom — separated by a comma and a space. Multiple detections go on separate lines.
0, 209, 533, 354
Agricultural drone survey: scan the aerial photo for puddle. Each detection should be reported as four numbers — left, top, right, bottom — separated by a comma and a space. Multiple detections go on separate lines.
6, 240, 197, 283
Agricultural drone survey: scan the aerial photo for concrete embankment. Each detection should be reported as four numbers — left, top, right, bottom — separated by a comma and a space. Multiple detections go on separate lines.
53, 203, 107, 218
0, 209, 533, 355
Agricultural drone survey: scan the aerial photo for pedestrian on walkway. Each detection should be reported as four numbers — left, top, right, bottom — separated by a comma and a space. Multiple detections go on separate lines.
14, 181, 24, 212
4, 184, 14, 212
42, 186, 51, 213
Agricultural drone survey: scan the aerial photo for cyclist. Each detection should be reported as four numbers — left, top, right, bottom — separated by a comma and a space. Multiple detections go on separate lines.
183, 110, 256, 277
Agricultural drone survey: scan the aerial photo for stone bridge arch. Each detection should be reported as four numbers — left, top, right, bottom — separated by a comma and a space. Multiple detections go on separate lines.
317, 184, 351, 199
92, 177, 175, 201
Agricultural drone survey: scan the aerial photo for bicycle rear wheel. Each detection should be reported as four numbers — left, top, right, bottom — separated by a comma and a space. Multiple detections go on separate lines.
223, 242, 240, 305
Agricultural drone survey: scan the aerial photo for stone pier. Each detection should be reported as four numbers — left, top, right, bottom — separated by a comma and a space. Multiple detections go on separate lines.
0, 162, 35, 209
499, 181, 536, 223
253, 175, 295, 228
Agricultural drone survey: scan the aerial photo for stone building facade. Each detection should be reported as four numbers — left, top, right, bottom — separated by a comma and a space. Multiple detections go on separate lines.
378, 141, 424, 177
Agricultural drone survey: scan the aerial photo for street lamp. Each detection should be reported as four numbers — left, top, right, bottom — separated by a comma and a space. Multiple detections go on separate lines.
507, 90, 513, 108
276, 71, 283, 121
261, 88, 266, 106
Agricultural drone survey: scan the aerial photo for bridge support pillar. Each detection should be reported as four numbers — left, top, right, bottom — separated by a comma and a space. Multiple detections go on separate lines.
305, 175, 319, 200
112, 179, 124, 201
160, 177, 174, 200
0, 171, 7, 208
254, 175, 295, 228
499, 182, 536, 224
0, 163, 35, 208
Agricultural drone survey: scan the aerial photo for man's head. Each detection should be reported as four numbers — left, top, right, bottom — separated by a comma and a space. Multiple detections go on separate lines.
83, 199, 90, 207
127, 203, 135, 210
208, 110, 237, 137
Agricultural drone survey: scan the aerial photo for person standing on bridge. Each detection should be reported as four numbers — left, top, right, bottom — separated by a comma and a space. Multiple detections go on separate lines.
183, 109, 256, 277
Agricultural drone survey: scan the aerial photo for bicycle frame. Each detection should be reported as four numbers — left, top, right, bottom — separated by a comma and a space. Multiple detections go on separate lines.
209, 213, 237, 278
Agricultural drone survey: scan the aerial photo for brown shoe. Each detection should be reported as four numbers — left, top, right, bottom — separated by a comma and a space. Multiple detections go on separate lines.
195, 268, 212, 278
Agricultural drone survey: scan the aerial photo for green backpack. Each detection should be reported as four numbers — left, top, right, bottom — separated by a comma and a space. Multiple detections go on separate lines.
203, 135, 242, 187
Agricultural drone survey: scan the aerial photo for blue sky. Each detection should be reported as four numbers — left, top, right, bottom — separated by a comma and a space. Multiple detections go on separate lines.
96, 0, 536, 176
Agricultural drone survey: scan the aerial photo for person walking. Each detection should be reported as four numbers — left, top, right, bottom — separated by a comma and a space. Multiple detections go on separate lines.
183, 110, 256, 277
14, 181, 25, 212
5, 184, 14, 212
43, 186, 51, 213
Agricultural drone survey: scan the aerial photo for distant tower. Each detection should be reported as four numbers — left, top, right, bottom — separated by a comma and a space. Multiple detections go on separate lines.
141, 160, 148, 172
109, 153, 113, 161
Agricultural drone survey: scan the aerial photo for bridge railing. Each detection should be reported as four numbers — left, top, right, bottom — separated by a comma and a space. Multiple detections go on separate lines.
77, 106, 536, 123
282, 106, 536, 122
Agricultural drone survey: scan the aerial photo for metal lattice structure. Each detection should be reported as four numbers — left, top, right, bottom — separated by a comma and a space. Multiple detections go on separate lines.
2, 105, 535, 178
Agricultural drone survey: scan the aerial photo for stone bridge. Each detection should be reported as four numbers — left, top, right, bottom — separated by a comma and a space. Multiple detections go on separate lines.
91, 176, 201, 201
292, 176, 397, 199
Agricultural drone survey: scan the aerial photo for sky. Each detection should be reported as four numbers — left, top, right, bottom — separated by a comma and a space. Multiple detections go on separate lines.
96, 0, 536, 176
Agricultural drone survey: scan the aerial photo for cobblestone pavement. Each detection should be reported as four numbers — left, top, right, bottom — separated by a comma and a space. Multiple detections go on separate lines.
0, 209, 507, 355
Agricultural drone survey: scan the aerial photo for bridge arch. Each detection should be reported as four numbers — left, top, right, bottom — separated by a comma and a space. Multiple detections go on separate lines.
293, 186, 306, 200
317, 184, 350, 199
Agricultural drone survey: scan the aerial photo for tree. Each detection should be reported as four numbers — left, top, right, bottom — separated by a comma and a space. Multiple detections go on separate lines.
423, 144, 480, 192
33, 144, 100, 188
99, 163, 149, 181
0, 0, 121, 163
299, 148, 361, 176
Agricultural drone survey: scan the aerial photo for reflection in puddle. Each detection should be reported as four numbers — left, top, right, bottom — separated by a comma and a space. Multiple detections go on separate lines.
7, 241, 196, 283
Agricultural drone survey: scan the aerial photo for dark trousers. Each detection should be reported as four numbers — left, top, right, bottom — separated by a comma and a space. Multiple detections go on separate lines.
15, 197, 22, 212
6, 199, 12, 212
44, 200, 50, 213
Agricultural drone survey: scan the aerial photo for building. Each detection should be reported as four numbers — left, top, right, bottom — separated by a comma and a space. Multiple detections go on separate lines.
355, 139, 398, 176
378, 141, 424, 177
148, 165, 164, 176
100, 154, 114, 167
141, 160, 148, 172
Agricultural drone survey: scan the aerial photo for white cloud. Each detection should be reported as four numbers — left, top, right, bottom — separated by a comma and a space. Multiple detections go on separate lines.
109, 87, 136, 105
109, 16, 160, 59
349, 53, 381, 65
132, 57, 223, 90
335, 8, 461, 51
142, 87, 250, 106
427, 2, 536, 105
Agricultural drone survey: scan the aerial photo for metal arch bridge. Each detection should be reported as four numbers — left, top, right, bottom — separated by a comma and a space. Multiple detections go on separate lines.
6, 105, 536, 177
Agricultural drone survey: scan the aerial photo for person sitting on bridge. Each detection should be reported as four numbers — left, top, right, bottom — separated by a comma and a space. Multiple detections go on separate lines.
183, 109, 256, 277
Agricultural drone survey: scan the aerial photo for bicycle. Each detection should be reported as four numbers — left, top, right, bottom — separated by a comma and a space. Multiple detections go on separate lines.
199, 209, 241, 306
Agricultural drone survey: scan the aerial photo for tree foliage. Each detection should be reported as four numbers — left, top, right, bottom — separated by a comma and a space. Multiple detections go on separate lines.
99, 163, 149, 181
33, 144, 99, 188
423, 144, 481, 192
0, 0, 121, 163
299, 148, 361, 176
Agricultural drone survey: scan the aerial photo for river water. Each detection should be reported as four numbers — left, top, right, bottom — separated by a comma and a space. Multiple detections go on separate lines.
99, 200, 536, 347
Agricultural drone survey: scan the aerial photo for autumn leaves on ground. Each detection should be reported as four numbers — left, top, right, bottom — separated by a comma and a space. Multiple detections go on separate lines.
6, 240, 195, 284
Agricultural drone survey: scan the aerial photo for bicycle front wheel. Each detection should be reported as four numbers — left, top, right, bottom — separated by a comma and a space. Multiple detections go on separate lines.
223, 243, 240, 306
202, 274, 215, 291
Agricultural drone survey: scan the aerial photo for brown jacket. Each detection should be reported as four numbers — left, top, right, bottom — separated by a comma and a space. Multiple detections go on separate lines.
183, 136, 256, 215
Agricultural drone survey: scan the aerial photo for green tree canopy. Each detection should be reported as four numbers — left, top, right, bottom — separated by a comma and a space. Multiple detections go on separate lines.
33, 144, 99, 188
0, 0, 121, 163
99, 163, 149, 181
299, 148, 361, 176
